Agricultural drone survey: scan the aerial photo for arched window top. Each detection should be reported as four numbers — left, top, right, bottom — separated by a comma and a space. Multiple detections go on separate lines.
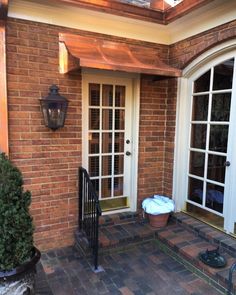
183, 40, 236, 79
193, 58, 234, 94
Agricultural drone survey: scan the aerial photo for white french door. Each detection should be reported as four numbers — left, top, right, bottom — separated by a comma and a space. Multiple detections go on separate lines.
174, 48, 236, 235
82, 72, 139, 213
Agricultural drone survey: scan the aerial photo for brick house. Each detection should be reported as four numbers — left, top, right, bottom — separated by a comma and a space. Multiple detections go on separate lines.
0, 0, 236, 251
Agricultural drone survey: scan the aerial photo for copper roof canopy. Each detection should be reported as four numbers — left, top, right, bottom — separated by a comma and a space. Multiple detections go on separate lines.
59, 33, 181, 77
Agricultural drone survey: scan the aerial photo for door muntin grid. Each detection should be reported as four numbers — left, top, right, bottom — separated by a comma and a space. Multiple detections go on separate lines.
88, 83, 127, 201
187, 58, 234, 215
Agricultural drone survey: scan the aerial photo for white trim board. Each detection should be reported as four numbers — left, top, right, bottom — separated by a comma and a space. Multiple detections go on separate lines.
9, 0, 236, 45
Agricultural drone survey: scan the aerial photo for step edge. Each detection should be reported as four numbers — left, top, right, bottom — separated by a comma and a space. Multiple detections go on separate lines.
172, 213, 236, 258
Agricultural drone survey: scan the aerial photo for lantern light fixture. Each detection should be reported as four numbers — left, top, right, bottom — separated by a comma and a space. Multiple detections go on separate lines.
39, 85, 69, 131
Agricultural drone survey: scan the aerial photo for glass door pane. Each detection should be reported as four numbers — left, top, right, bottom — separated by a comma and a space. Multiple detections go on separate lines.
88, 83, 129, 211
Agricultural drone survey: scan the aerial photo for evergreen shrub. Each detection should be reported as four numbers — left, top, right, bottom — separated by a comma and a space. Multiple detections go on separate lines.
0, 153, 34, 271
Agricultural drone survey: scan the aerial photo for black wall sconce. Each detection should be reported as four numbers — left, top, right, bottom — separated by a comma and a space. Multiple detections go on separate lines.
39, 85, 69, 131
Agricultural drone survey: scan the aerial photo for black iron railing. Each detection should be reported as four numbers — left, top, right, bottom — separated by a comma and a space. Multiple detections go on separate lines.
79, 167, 102, 270
227, 262, 236, 295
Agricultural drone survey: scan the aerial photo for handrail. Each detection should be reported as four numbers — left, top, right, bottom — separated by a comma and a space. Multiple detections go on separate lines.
227, 262, 236, 295
79, 167, 102, 270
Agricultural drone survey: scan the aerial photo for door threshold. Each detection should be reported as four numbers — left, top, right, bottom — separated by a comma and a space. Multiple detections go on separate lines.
182, 210, 226, 233
101, 207, 133, 216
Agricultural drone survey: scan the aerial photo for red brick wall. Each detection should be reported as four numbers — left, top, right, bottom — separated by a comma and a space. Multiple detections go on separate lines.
170, 20, 236, 69
138, 76, 167, 207
138, 76, 177, 208
7, 19, 82, 251
6, 18, 169, 251
7, 16, 236, 251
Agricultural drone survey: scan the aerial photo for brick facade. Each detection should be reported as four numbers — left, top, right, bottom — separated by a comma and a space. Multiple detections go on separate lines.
6, 17, 236, 251
170, 20, 236, 69
7, 19, 82, 250
138, 76, 167, 203
6, 18, 169, 251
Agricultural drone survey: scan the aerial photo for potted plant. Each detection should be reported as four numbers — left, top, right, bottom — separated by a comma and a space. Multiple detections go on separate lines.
0, 153, 40, 295
142, 195, 174, 228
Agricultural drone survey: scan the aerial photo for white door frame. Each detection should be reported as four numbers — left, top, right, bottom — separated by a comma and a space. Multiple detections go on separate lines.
173, 40, 236, 233
82, 68, 140, 213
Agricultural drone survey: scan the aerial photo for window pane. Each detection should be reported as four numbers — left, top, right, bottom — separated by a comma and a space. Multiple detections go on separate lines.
115, 110, 125, 130
89, 109, 100, 130
115, 85, 125, 107
102, 156, 112, 176
188, 177, 203, 205
213, 58, 234, 90
190, 124, 207, 149
102, 133, 112, 153
189, 151, 205, 177
102, 109, 113, 130
209, 125, 228, 153
101, 178, 112, 198
91, 179, 99, 197
89, 157, 99, 177
206, 183, 224, 213
102, 84, 113, 107
192, 95, 209, 121
193, 70, 210, 93
114, 177, 123, 196
89, 133, 99, 154
114, 155, 124, 175
211, 93, 231, 122
115, 133, 124, 152
207, 154, 226, 184
89, 84, 100, 106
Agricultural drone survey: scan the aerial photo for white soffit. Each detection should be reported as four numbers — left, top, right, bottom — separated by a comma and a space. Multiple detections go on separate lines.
8, 0, 170, 44
8, 0, 236, 45
168, 0, 236, 44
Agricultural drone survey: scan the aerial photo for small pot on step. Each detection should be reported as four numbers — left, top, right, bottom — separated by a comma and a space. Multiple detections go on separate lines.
148, 213, 170, 228
142, 195, 174, 228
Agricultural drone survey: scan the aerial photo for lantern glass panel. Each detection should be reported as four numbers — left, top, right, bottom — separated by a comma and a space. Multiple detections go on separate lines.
40, 85, 68, 130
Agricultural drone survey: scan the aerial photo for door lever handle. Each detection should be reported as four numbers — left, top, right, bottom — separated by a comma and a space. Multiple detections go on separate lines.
224, 161, 231, 167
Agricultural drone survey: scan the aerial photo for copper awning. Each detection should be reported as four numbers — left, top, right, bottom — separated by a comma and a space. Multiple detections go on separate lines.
59, 33, 181, 77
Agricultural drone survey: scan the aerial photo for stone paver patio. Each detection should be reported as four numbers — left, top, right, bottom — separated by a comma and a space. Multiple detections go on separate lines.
36, 241, 222, 295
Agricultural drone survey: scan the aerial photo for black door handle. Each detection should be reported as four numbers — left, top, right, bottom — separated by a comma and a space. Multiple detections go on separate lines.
224, 161, 231, 167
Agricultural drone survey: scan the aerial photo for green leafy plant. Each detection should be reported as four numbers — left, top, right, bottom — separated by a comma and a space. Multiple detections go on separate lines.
0, 153, 34, 271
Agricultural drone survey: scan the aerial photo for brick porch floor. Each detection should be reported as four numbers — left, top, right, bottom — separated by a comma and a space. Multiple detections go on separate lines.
36, 241, 222, 295
35, 212, 236, 295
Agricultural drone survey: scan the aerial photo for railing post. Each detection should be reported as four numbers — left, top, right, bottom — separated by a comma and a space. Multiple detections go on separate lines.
227, 262, 236, 295
94, 201, 100, 270
78, 167, 102, 272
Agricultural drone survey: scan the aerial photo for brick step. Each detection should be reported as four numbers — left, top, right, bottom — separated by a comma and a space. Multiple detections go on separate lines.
75, 212, 142, 256
157, 214, 236, 294
75, 218, 156, 256
98, 219, 156, 250
173, 212, 236, 258
99, 211, 139, 227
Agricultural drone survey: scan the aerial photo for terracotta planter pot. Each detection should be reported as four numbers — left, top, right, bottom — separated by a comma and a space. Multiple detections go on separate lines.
148, 213, 169, 228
